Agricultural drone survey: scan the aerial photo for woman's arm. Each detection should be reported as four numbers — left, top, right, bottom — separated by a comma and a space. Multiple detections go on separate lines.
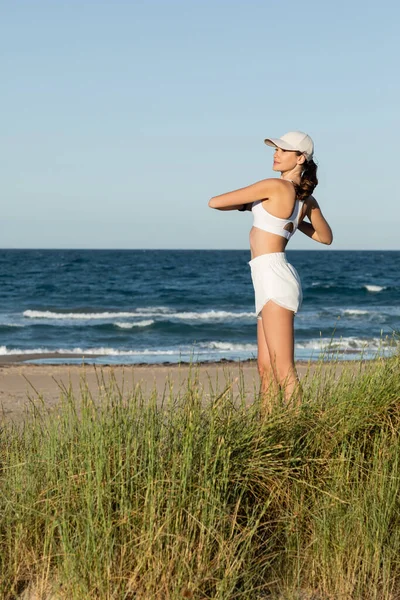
298, 196, 333, 245
215, 203, 253, 212
208, 178, 283, 211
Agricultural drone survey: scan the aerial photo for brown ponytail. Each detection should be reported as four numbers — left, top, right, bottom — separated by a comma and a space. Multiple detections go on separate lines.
295, 156, 318, 201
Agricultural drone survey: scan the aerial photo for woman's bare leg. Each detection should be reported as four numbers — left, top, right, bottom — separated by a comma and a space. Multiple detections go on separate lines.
260, 301, 301, 405
257, 317, 279, 416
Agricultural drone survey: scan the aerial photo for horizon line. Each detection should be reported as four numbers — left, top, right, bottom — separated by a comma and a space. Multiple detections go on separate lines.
0, 248, 399, 252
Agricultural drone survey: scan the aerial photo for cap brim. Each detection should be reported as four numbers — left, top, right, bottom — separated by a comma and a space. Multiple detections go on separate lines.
264, 137, 296, 151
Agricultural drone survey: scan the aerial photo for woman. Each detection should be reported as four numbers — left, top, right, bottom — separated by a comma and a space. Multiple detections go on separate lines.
208, 131, 333, 411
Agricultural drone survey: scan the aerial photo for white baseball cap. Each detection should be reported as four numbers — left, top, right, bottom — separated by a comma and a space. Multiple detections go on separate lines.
264, 131, 314, 161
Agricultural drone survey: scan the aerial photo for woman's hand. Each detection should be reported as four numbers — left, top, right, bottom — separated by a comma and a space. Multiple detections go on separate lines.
298, 196, 333, 245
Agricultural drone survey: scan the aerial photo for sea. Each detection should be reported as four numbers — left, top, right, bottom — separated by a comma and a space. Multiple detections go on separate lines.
0, 249, 399, 364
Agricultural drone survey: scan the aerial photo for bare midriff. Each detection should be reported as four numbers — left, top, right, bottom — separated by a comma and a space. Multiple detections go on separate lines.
249, 226, 288, 260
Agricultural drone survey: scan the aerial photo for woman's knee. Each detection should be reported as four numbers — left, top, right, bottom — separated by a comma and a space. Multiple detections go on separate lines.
257, 359, 274, 380
274, 361, 296, 387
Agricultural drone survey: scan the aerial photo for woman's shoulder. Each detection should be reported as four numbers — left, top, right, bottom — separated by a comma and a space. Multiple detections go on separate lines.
258, 177, 295, 193
261, 177, 291, 185
261, 178, 296, 202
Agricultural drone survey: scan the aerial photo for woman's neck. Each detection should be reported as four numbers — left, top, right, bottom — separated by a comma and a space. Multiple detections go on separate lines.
280, 167, 301, 185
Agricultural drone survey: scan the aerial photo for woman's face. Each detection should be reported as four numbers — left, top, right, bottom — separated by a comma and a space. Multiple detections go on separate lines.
272, 147, 304, 172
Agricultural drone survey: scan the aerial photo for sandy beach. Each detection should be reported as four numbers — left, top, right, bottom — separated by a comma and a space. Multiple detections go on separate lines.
0, 356, 356, 424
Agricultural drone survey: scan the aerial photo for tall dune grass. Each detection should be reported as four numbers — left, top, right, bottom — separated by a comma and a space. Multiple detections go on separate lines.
1, 354, 400, 599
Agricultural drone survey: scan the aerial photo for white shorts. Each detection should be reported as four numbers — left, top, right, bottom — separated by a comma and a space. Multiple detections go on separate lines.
248, 253, 302, 319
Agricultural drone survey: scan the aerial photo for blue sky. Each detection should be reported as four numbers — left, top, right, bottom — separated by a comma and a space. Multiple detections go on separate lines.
2, 0, 399, 249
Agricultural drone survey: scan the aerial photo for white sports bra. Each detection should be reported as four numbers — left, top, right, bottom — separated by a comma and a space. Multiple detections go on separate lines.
251, 181, 304, 241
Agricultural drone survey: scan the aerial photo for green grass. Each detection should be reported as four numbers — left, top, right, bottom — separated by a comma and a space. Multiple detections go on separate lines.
1, 354, 400, 599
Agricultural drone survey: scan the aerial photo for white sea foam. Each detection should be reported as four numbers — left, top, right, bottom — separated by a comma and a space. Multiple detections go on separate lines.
24, 310, 146, 320
1, 335, 395, 361
0, 341, 257, 357
169, 310, 255, 320
23, 309, 255, 321
202, 341, 258, 352
364, 285, 385, 293
114, 320, 154, 329
311, 282, 334, 288
135, 306, 170, 314
0, 346, 179, 356
342, 309, 370, 316
295, 336, 392, 352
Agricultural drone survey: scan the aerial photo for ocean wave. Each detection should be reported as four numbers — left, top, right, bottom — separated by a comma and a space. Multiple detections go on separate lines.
169, 310, 255, 320
200, 341, 258, 352
23, 310, 149, 320
1, 336, 396, 361
114, 320, 154, 329
364, 285, 386, 293
298, 307, 397, 322
295, 336, 394, 352
23, 309, 255, 321
135, 306, 170, 312
0, 346, 180, 356
309, 283, 389, 294
0, 341, 258, 357
342, 309, 371, 316
310, 282, 335, 289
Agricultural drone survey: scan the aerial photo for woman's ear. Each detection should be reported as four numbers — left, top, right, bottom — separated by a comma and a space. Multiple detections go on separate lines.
297, 154, 306, 166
